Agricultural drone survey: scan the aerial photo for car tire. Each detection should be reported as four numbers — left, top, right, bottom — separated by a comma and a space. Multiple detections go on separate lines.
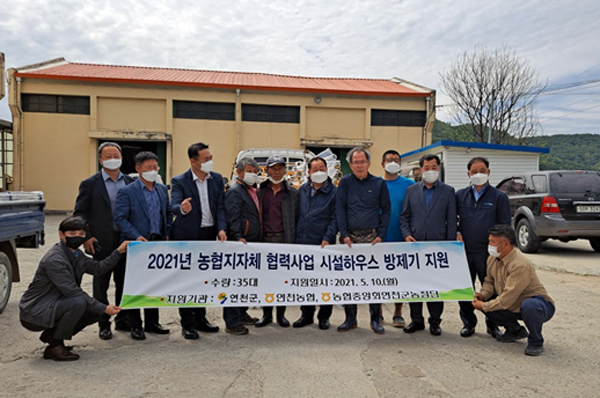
516, 219, 542, 253
590, 238, 600, 252
0, 253, 13, 314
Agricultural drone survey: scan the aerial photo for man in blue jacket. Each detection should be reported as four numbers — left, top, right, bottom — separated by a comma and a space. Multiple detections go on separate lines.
170, 142, 227, 339
293, 156, 337, 330
336, 147, 390, 334
114, 151, 172, 341
400, 154, 457, 336
456, 157, 511, 338
381, 149, 415, 329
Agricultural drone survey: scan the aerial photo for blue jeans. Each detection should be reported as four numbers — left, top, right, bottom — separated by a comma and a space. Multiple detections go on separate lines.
484, 296, 555, 346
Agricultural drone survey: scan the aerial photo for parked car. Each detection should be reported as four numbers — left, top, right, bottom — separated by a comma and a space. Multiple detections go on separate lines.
496, 170, 600, 253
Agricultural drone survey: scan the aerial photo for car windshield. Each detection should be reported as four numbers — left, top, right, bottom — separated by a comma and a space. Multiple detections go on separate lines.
549, 172, 600, 193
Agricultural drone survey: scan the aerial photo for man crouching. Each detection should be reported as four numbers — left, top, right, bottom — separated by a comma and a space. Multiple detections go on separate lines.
19, 216, 129, 361
472, 224, 555, 356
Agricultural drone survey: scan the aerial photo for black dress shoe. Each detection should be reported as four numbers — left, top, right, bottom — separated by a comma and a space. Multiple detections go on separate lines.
255, 316, 273, 327
182, 328, 200, 340
196, 320, 219, 333
318, 318, 330, 330
496, 326, 528, 342
460, 325, 475, 337
277, 315, 290, 328
403, 322, 425, 333
293, 316, 314, 328
99, 326, 113, 340
144, 323, 170, 334
131, 328, 146, 340
487, 326, 503, 339
430, 325, 442, 336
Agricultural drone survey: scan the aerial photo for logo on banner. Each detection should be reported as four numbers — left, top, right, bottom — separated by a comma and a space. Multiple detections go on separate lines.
218, 292, 227, 304
321, 293, 331, 302
265, 293, 275, 303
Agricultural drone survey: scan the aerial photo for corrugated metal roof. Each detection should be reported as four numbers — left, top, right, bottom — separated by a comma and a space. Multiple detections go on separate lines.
14, 59, 431, 97
401, 140, 550, 158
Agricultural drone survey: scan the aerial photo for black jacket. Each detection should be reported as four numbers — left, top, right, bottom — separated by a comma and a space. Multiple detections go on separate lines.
19, 242, 122, 329
73, 171, 133, 259
226, 179, 262, 242
296, 179, 337, 245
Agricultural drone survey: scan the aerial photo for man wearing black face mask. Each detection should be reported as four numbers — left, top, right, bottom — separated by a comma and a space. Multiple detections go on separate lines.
19, 216, 129, 361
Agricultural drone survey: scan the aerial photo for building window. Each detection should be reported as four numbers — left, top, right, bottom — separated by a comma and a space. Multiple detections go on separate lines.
21, 94, 90, 115
173, 100, 235, 121
371, 109, 426, 127
242, 104, 300, 123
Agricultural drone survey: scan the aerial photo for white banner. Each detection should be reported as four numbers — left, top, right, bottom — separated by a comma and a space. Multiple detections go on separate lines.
121, 241, 474, 309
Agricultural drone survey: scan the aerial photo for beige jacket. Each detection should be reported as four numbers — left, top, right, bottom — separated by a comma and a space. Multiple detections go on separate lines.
481, 247, 554, 313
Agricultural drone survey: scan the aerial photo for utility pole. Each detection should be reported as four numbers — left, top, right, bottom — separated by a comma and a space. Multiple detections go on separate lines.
488, 88, 495, 143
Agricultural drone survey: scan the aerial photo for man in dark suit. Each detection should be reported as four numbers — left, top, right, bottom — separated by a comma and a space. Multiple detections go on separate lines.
73, 142, 134, 340
114, 151, 172, 340
224, 157, 262, 331
170, 142, 226, 339
400, 154, 457, 336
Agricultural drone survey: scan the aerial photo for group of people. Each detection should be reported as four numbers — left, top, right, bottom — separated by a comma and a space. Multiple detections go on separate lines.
19, 142, 555, 361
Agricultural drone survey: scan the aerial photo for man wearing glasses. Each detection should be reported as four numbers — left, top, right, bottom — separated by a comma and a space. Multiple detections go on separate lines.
336, 147, 390, 334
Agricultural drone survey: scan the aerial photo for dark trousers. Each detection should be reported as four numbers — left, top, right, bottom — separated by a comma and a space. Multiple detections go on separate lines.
21, 296, 102, 341
459, 251, 497, 329
93, 233, 127, 328
300, 305, 333, 320
180, 226, 216, 329
125, 234, 166, 329
484, 296, 555, 346
408, 302, 444, 326
261, 233, 286, 317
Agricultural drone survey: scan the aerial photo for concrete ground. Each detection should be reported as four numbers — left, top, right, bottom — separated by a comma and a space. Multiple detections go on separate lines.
1, 214, 599, 397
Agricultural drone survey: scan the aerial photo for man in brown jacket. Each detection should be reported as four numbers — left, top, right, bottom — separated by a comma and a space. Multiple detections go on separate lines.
472, 224, 555, 356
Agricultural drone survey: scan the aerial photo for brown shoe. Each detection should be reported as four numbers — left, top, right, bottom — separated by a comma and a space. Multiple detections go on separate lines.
43, 345, 80, 361
226, 324, 249, 335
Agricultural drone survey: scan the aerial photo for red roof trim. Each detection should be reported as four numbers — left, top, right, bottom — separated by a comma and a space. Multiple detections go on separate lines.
14, 62, 432, 98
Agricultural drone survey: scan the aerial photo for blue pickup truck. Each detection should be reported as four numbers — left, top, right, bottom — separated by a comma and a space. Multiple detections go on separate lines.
0, 191, 45, 314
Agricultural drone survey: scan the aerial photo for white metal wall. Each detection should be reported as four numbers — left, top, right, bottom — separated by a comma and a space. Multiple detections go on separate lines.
402, 146, 540, 190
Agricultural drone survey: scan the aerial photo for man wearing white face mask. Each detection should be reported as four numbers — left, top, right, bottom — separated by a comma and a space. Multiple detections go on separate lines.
400, 154, 457, 336
381, 150, 415, 329
170, 143, 227, 339
74, 142, 134, 340
225, 157, 263, 330
456, 157, 511, 339
293, 157, 337, 330
115, 151, 172, 340
256, 155, 299, 328
472, 224, 555, 356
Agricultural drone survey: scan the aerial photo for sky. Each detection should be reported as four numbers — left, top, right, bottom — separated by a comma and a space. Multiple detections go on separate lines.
1, 0, 599, 136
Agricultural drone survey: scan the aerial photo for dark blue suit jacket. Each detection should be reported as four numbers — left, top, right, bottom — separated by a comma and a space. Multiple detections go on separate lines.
400, 181, 457, 241
114, 179, 172, 241
170, 169, 227, 240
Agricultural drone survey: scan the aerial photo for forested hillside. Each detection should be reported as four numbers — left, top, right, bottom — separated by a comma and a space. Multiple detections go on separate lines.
432, 120, 600, 171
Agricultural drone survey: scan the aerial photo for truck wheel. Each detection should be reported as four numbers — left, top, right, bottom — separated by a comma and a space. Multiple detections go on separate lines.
590, 238, 600, 252
0, 253, 13, 314
516, 219, 541, 253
